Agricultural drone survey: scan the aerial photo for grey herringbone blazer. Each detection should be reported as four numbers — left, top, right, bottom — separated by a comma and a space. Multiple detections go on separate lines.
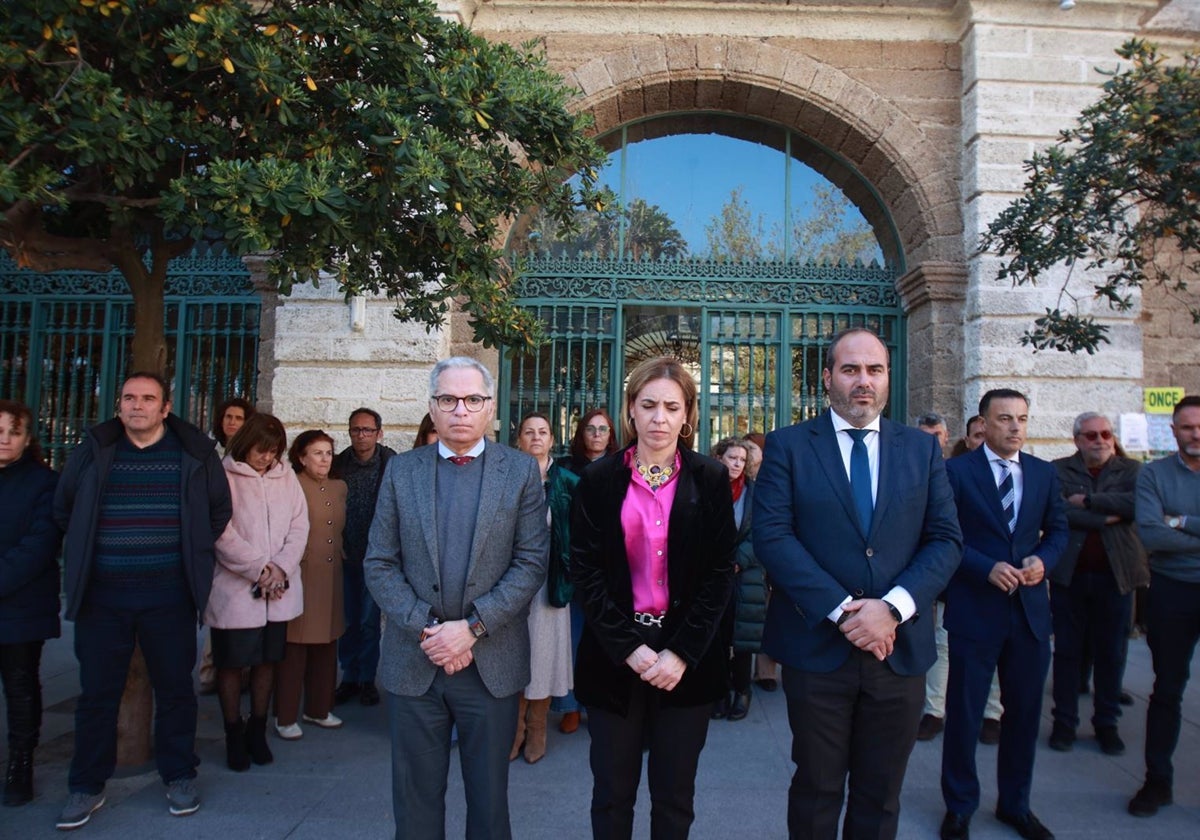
364, 441, 549, 698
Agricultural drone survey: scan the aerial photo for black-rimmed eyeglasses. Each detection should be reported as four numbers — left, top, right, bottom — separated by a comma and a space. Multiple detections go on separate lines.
349, 427, 379, 436
432, 394, 491, 413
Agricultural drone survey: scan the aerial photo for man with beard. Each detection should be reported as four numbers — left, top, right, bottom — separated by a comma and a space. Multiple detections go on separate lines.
1128, 394, 1200, 817
754, 328, 962, 840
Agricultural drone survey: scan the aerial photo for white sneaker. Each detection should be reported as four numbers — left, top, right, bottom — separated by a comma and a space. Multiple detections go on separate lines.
301, 712, 344, 729
274, 720, 303, 740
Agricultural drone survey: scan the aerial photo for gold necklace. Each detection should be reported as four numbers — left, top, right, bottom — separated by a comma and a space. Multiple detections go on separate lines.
635, 452, 675, 489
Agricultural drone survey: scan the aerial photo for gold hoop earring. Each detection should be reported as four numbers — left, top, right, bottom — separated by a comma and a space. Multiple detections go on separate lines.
680, 422, 693, 439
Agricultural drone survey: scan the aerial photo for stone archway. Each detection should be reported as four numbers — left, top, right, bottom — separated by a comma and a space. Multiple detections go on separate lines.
553, 37, 966, 423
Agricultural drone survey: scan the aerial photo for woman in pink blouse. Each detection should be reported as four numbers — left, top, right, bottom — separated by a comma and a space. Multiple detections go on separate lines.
571, 356, 737, 839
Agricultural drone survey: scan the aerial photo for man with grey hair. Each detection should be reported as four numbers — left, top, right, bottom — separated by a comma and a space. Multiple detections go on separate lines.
365, 356, 549, 839
1050, 412, 1147, 757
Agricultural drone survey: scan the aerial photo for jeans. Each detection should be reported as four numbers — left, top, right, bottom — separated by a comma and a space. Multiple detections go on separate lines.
1050, 568, 1132, 731
69, 600, 199, 793
0, 640, 45, 751
339, 561, 381, 683
1143, 572, 1200, 786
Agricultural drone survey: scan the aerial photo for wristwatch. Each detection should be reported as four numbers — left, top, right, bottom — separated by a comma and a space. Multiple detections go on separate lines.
885, 602, 903, 624
467, 612, 488, 639
1167, 516, 1182, 530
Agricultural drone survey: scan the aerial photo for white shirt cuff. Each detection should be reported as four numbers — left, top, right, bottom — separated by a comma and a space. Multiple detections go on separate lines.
828, 595, 852, 624
882, 586, 916, 623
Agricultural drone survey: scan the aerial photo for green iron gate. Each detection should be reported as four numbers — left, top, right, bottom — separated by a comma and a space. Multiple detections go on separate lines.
0, 245, 260, 468
501, 257, 904, 453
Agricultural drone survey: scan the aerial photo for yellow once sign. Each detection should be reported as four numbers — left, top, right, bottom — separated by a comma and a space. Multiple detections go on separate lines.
1144, 387, 1186, 414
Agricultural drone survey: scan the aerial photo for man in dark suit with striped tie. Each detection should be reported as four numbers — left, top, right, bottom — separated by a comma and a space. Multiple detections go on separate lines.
940, 389, 1069, 840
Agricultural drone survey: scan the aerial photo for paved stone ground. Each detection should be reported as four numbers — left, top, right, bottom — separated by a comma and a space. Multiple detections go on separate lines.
2, 625, 1197, 839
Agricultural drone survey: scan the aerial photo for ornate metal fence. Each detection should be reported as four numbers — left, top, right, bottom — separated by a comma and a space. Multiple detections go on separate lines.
0, 245, 259, 467
501, 256, 904, 453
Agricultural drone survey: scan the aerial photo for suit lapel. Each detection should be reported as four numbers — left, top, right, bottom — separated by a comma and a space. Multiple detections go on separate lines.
809, 412, 864, 537
968, 447, 1010, 536
467, 442, 508, 575
413, 446, 441, 579
867, 420, 901, 539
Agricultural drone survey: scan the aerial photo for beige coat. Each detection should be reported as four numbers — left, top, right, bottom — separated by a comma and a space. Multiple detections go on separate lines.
287, 472, 347, 644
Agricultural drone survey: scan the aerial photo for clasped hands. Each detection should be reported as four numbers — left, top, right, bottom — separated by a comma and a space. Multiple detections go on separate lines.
838, 599, 897, 662
988, 555, 1045, 594
625, 644, 687, 691
420, 620, 476, 675
257, 562, 287, 600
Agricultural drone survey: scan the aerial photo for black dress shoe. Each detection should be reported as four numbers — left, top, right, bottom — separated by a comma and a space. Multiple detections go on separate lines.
360, 682, 381, 706
1048, 721, 1075, 752
996, 809, 1054, 840
334, 682, 361, 705
1095, 725, 1125, 756
979, 717, 1001, 745
727, 691, 751, 721
1128, 779, 1173, 817
1119, 690, 1134, 706
754, 678, 778, 692
917, 713, 945, 741
940, 812, 971, 840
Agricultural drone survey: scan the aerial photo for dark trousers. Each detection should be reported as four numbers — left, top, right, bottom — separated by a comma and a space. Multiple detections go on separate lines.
274, 640, 338, 726
386, 664, 518, 840
552, 600, 586, 714
782, 653, 924, 840
339, 562, 381, 683
0, 640, 45, 751
1050, 570, 1132, 730
587, 684, 712, 840
1144, 572, 1200, 787
942, 603, 1050, 817
69, 600, 199, 793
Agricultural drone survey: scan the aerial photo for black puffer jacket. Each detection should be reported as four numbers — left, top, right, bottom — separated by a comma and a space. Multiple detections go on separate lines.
732, 480, 767, 653
0, 453, 62, 644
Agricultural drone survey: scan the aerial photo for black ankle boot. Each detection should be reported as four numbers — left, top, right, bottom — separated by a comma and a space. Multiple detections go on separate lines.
3, 749, 34, 806
224, 719, 251, 772
245, 715, 274, 765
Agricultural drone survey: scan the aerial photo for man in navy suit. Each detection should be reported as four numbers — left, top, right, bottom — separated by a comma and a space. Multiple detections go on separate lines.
939, 389, 1068, 840
754, 328, 962, 840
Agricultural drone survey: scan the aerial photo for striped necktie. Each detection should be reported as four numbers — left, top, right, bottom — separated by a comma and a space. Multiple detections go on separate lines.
997, 459, 1016, 533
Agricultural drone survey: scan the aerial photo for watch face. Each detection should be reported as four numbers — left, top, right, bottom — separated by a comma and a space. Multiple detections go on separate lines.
1169, 517, 1181, 529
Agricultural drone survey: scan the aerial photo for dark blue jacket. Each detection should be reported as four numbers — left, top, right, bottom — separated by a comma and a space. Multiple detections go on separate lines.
53, 415, 232, 621
753, 412, 963, 676
0, 453, 61, 644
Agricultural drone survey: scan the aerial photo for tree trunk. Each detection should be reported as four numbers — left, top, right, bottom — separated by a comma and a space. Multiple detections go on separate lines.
109, 236, 182, 767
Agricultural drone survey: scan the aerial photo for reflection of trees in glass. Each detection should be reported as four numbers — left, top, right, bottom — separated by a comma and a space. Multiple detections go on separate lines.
704, 187, 769, 262
791, 183, 881, 264
703, 185, 880, 263
517, 198, 687, 259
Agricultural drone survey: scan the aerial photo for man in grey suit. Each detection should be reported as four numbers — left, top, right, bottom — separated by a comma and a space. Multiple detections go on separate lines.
364, 357, 549, 839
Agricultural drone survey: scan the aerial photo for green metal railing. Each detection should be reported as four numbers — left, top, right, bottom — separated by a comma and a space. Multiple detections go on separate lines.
501, 256, 904, 454
1, 246, 259, 468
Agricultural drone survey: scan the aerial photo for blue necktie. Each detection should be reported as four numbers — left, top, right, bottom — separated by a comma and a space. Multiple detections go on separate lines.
997, 459, 1016, 533
845, 428, 874, 533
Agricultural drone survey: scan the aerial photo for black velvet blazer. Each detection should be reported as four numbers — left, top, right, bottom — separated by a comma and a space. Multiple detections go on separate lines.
570, 444, 736, 714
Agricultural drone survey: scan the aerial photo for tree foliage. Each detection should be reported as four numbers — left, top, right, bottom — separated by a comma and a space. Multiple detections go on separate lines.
515, 197, 685, 260
704, 187, 767, 262
1, 0, 606, 369
983, 39, 1200, 354
791, 183, 880, 265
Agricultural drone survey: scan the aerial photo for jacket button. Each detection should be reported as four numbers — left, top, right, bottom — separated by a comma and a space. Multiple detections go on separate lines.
327, 557, 333, 563
325, 501, 331, 507
326, 519, 333, 525
327, 538, 333, 544
865, 548, 874, 558
854, 589, 864, 597
432, 584, 439, 592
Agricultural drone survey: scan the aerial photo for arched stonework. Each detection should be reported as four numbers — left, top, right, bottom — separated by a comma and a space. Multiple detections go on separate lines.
561, 37, 964, 275
553, 37, 967, 424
